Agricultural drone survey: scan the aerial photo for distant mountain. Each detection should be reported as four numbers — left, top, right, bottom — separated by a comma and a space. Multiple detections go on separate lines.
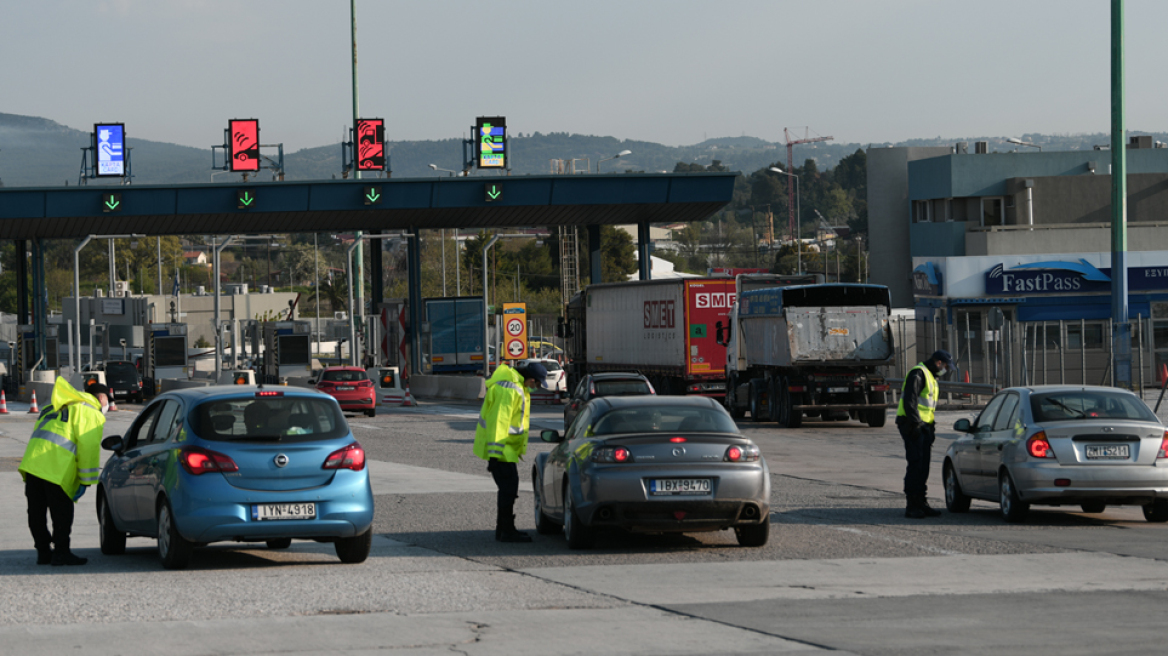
2, 111, 1166, 188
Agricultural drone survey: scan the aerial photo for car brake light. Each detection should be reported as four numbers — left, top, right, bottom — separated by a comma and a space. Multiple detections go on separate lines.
592, 447, 634, 463
613, 447, 630, 463
724, 443, 760, 462
670, 437, 687, 443
256, 391, 283, 397
323, 442, 366, 471
727, 446, 742, 461
1027, 431, 1055, 459
180, 446, 239, 475
357, 380, 373, 388
1158, 432, 1168, 459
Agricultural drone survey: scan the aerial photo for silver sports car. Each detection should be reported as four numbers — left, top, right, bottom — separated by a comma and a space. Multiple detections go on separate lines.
533, 396, 771, 549
943, 385, 1168, 522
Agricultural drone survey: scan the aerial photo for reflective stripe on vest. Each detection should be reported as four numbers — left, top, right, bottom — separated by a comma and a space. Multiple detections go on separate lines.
896, 364, 938, 424
29, 426, 78, 455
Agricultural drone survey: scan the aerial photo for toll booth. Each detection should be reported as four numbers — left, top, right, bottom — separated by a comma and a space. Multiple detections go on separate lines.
261, 320, 312, 383
144, 323, 189, 395
16, 324, 60, 387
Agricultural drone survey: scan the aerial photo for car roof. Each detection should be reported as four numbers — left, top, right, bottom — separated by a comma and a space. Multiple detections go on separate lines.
593, 395, 721, 411
999, 385, 1141, 396
590, 372, 649, 381
150, 385, 329, 403
322, 365, 365, 371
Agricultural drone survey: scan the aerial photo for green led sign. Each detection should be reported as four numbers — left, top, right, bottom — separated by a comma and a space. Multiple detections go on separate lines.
364, 185, 382, 205
237, 189, 255, 209
102, 192, 122, 213
485, 183, 503, 202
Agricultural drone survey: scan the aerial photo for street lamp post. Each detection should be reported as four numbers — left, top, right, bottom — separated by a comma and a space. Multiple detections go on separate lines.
479, 233, 530, 377
769, 167, 801, 274
597, 150, 632, 173
74, 233, 141, 372
1007, 137, 1042, 152
428, 164, 456, 177
212, 235, 236, 379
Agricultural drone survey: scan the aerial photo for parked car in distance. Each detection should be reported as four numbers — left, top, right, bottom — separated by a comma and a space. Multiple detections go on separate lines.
94, 360, 144, 403
97, 386, 375, 569
943, 385, 1168, 523
564, 372, 655, 427
534, 395, 770, 549
314, 366, 376, 417
520, 358, 567, 393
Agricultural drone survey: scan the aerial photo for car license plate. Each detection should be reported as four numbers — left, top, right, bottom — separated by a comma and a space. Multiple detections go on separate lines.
252, 503, 317, 521
1086, 444, 1130, 460
337, 386, 354, 391
649, 478, 712, 496
827, 387, 849, 393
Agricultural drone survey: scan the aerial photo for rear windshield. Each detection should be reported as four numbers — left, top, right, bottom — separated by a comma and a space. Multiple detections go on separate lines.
105, 363, 138, 378
595, 380, 652, 397
322, 369, 367, 383
592, 405, 738, 435
1030, 391, 1158, 423
542, 361, 562, 372
191, 396, 348, 443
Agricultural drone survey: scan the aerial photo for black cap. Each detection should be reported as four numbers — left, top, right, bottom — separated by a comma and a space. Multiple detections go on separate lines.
86, 382, 110, 397
516, 361, 549, 389
929, 350, 956, 369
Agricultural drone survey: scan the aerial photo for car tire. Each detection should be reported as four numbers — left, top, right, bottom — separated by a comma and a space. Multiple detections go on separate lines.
532, 470, 560, 535
157, 501, 193, 570
1080, 502, 1107, 514
563, 480, 594, 550
266, 538, 293, 549
335, 528, 373, 563
99, 493, 126, 556
1142, 499, 1168, 523
943, 462, 971, 513
734, 519, 770, 547
365, 408, 376, 418
999, 471, 1029, 523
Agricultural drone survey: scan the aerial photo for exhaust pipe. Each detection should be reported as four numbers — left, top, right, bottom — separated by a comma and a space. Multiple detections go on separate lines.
741, 504, 759, 519
597, 507, 614, 521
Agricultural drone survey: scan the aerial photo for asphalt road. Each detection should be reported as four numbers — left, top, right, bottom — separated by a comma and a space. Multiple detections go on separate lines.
0, 397, 1166, 655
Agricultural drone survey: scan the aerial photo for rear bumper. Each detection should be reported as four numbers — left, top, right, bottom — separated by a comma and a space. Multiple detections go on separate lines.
1012, 462, 1168, 504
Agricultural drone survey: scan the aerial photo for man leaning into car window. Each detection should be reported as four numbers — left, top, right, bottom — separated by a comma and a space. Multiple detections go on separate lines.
19, 378, 107, 566
895, 350, 954, 519
473, 360, 548, 543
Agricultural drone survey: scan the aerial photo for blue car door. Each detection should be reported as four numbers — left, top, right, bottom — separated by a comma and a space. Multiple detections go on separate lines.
111, 403, 163, 533
135, 399, 183, 527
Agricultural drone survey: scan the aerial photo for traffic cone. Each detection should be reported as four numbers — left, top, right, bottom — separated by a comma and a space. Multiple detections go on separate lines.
27, 390, 39, 414
964, 370, 971, 384
0, 390, 9, 415
1159, 363, 1167, 387
401, 385, 416, 407
107, 396, 119, 412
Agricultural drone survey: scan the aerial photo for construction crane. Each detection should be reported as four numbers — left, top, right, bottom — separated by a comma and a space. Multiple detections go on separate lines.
784, 127, 833, 240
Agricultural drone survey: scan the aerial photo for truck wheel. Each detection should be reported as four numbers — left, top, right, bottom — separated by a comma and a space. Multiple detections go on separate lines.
726, 376, 746, 419
776, 378, 802, 429
749, 379, 766, 423
865, 409, 887, 428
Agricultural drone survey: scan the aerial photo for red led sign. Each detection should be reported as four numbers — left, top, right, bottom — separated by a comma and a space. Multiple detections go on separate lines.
356, 118, 385, 171
228, 119, 260, 172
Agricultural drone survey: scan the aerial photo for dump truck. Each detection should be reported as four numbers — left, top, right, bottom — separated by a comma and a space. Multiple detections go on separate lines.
716, 282, 894, 428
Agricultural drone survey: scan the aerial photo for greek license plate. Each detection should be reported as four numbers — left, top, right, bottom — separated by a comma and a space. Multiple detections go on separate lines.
828, 387, 849, 393
252, 503, 317, 521
650, 478, 712, 496
337, 386, 354, 391
1086, 444, 1130, 460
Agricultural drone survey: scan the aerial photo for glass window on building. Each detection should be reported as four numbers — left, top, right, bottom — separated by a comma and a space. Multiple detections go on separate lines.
981, 197, 1003, 227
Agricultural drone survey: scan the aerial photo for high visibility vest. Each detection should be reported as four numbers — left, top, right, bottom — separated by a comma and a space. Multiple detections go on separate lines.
473, 364, 531, 463
18, 377, 105, 500
896, 363, 938, 424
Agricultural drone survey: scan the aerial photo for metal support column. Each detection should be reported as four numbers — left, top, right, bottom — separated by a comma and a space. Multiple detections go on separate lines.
588, 224, 602, 285
15, 239, 29, 325
637, 222, 652, 281
407, 227, 423, 376
369, 232, 384, 313
32, 240, 47, 370
1112, 0, 1133, 388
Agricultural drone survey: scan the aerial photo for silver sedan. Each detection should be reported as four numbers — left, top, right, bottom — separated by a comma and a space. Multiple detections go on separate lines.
533, 396, 771, 549
943, 385, 1168, 522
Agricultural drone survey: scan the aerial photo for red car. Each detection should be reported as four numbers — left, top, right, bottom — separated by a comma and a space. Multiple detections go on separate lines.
315, 366, 376, 417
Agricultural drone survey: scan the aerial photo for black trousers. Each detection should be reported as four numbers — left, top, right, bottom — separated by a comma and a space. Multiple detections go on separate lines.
25, 474, 75, 554
898, 421, 936, 498
487, 459, 519, 524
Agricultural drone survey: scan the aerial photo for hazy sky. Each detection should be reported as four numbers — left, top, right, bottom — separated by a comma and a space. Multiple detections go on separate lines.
4, 0, 1167, 152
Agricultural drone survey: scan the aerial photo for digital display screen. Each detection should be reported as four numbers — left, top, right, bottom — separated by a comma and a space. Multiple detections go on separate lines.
154, 336, 187, 367
278, 335, 310, 365
475, 116, 506, 168
356, 118, 385, 171
228, 119, 260, 172
94, 123, 125, 177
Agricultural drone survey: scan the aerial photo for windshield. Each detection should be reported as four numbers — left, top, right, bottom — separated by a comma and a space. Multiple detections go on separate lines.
191, 396, 349, 443
591, 405, 738, 435
1030, 391, 1158, 423
105, 363, 138, 378
541, 361, 562, 372
594, 380, 652, 396
322, 369, 366, 383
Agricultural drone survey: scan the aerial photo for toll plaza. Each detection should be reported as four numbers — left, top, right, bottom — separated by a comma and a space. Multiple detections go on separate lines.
0, 172, 735, 396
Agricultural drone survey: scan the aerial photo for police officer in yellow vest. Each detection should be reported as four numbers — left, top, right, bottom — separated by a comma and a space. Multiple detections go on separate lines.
896, 350, 954, 519
473, 360, 548, 543
19, 378, 108, 565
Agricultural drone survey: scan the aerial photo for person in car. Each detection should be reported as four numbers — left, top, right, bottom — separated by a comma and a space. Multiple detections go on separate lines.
473, 360, 548, 543
896, 350, 954, 519
19, 379, 108, 566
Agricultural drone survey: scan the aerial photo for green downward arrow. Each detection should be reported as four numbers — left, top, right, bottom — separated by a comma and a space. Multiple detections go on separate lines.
104, 196, 120, 210
240, 192, 254, 206
366, 190, 381, 203
488, 186, 501, 199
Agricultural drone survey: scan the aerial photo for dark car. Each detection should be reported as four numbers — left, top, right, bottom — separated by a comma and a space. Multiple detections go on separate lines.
99, 360, 144, 403
534, 395, 770, 549
564, 372, 655, 427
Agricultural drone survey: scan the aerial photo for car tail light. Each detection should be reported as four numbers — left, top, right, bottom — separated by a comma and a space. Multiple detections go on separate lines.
688, 384, 701, 393
788, 386, 806, 393
725, 444, 760, 462
670, 437, 687, 443
1027, 431, 1055, 459
180, 446, 239, 475
1158, 432, 1168, 459
592, 447, 634, 463
323, 442, 366, 471
357, 380, 373, 388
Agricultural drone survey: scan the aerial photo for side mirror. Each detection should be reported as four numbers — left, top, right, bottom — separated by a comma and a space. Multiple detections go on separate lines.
953, 418, 972, 433
101, 435, 125, 453
714, 321, 725, 346
540, 429, 565, 443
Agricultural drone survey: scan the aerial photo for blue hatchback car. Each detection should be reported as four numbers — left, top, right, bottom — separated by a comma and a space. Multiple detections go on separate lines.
97, 386, 375, 569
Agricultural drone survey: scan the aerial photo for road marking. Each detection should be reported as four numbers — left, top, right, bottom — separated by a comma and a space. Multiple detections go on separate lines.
822, 525, 964, 556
